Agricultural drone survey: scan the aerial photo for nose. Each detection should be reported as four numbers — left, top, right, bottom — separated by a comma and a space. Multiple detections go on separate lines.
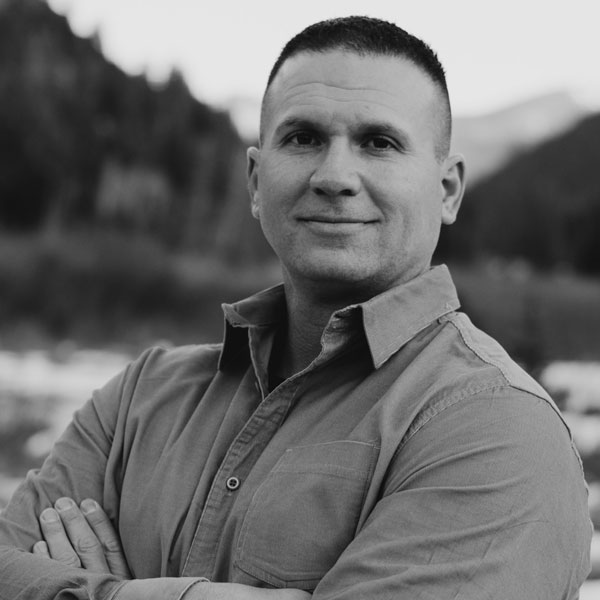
309, 141, 361, 197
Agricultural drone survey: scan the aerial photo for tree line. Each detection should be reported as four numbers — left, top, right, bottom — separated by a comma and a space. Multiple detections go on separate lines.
2, 0, 599, 274
436, 113, 600, 275
0, 0, 271, 262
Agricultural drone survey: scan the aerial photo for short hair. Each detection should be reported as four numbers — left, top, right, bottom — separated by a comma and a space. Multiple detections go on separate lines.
261, 16, 452, 159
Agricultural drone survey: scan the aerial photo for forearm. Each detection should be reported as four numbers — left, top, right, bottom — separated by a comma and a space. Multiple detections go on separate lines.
0, 545, 123, 600
0, 547, 225, 600
0, 549, 253, 600
115, 581, 248, 600
107, 577, 206, 600
0, 546, 307, 600
174, 581, 311, 600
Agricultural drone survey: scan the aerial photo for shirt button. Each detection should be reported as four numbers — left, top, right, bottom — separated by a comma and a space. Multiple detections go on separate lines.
226, 476, 240, 491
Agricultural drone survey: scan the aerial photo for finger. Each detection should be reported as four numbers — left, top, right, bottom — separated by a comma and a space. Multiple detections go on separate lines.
53, 497, 110, 573
81, 498, 131, 579
39, 507, 82, 568
32, 540, 51, 559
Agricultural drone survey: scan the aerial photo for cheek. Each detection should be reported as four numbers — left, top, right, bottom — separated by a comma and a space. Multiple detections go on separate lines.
258, 163, 300, 212
375, 184, 441, 244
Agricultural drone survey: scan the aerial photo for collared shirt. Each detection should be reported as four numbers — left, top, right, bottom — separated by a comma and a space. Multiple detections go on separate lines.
0, 265, 592, 599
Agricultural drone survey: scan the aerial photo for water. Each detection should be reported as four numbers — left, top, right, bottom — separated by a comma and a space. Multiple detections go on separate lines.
0, 347, 131, 503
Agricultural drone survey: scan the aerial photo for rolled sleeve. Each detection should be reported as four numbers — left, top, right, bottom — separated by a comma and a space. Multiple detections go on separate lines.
311, 388, 592, 599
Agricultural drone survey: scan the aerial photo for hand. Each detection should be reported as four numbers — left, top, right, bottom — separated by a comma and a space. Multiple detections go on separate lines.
32, 496, 131, 579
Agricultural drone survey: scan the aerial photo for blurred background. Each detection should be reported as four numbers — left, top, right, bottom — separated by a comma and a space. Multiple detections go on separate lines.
1, 0, 600, 593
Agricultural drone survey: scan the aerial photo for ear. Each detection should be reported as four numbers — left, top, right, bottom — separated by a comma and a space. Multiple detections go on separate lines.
440, 153, 466, 225
247, 146, 261, 220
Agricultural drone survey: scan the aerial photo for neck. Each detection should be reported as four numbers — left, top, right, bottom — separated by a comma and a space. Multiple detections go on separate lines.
272, 275, 372, 379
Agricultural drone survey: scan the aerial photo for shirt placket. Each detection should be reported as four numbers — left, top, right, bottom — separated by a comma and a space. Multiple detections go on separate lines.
181, 325, 300, 578
180, 315, 358, 579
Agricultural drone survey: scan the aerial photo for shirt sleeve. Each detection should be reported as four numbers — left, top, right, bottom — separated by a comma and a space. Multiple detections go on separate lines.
0, 349, 164, 600
311, 387, 592, 600
110, 578, 207, 600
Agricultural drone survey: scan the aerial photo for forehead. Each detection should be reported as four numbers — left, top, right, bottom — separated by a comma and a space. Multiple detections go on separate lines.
262, 50, 442, 137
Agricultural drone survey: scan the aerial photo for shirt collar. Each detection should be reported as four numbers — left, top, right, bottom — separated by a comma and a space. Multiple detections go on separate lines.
222, 283, 287, 328
218, 284, 286, 369
219, 265, 459, 370
359, 264, 460, 368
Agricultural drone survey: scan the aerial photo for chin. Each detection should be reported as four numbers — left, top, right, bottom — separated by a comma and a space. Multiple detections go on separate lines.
293, 255, 421, 299
301, 259, 369, 282
300, 262, 383, 295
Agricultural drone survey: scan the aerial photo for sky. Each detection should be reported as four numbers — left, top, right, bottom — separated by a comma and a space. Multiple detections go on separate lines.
47, 0, 600, 137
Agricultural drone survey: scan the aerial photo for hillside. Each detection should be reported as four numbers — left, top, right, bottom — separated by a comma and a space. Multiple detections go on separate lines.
3, 0, 599, 274
0, 0, 270, 262
437, 112, 600, 274
452, 91, 588, 184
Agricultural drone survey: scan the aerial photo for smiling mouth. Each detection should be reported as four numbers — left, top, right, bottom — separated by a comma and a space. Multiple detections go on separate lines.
298, 218, 376, 234
299, 218, 375, 224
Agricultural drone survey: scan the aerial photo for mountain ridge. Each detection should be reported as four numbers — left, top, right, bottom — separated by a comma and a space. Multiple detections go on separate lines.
452, 91, 589, 184
437, 111, 600, 273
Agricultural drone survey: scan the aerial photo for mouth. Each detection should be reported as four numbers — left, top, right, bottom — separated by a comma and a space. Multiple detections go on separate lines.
297, 217, 376, 234
298, 217, 376, 225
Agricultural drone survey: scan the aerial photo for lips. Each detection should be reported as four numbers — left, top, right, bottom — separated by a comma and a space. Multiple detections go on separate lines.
298, 216, 375, 224
296, 217, 376, 237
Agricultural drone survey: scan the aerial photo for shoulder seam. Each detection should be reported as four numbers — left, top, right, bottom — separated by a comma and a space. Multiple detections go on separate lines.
396, 381, 509, 454
441, 312, 551, 401
441, 312, 514, 382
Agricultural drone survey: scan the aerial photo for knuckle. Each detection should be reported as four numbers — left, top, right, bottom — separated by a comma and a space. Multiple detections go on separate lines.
102, 538, 122, 553
57, 552, 81, 567
74, 537, 102, 554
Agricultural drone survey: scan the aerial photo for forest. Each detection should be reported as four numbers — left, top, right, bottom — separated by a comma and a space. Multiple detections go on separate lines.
1, 0, 599, 368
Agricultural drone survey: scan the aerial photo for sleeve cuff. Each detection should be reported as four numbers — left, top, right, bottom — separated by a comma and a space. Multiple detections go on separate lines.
178, 577, 211, 600
110, 577, 209, 600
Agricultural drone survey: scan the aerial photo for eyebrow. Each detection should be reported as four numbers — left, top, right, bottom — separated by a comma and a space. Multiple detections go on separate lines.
272, 117, 320, 138
272, 116, 411, 146
356, 121, 410, 144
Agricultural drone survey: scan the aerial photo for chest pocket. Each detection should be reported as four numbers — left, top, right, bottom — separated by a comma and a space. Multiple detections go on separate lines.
235, 440, 379, 590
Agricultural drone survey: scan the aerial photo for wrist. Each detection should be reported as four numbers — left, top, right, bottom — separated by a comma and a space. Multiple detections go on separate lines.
111, 577, 209, 600
180, 578, 211, 600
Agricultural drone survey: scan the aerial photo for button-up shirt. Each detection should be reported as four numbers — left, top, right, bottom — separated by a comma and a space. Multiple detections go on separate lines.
0, 265, 592, 599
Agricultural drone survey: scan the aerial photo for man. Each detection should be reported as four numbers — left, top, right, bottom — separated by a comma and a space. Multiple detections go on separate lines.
0, 16, 592, 600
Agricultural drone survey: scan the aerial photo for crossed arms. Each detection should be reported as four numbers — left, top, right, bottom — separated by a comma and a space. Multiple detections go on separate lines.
0, 348, 592, 599
14, 497, 310, 600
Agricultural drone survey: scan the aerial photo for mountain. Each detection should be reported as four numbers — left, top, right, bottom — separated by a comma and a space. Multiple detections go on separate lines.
0, 0, 271, 262
437, 112, 600, 274
3, 0, 595, 270
452, 92, 590, 184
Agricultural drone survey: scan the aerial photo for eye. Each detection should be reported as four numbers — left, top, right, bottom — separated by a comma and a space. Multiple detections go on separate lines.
287, 132, 321, 147
363, 136, 398, 151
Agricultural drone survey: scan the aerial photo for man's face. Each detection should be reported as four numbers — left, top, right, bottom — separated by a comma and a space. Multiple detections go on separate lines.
248, 50, 464, 299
